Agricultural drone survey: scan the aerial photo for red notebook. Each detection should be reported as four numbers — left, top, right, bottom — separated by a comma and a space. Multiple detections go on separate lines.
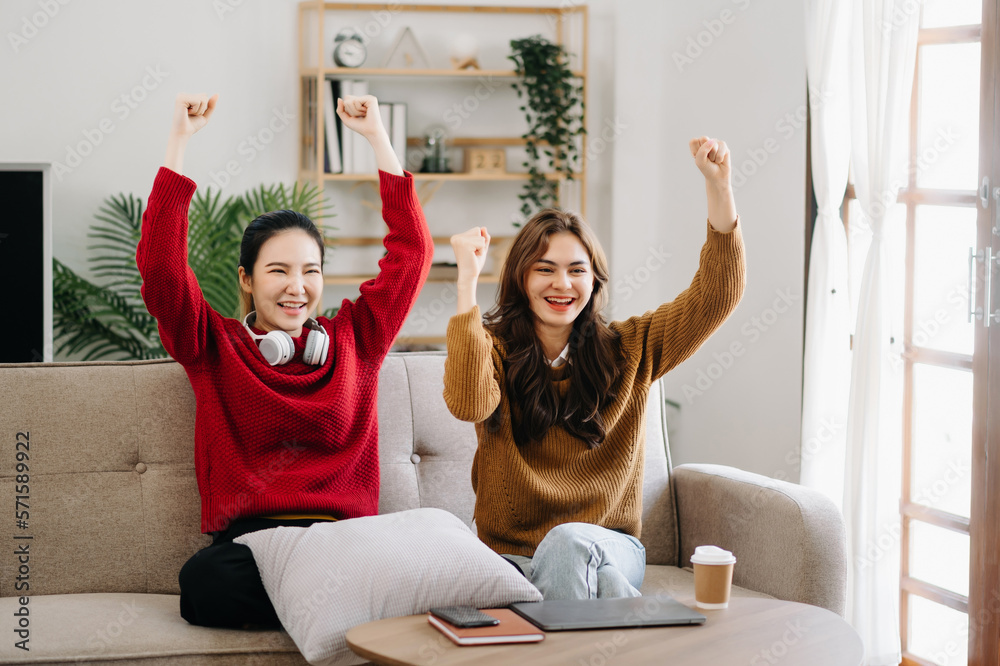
427, 608, 545, 646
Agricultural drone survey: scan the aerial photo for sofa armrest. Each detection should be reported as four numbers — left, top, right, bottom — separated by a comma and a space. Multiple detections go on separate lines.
672, 463, 846, 616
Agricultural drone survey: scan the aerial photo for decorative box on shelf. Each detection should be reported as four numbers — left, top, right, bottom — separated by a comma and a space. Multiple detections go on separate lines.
465, 148, 506, 175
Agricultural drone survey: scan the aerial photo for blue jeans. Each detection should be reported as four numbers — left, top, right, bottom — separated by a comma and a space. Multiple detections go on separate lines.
502, 523, 646, 600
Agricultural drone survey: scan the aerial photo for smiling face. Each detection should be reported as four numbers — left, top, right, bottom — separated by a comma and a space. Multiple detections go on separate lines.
238, 229, 324, 337
525, 231, 594, 339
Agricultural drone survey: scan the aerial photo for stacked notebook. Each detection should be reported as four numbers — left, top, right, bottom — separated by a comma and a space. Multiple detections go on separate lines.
427, 608, 545, 646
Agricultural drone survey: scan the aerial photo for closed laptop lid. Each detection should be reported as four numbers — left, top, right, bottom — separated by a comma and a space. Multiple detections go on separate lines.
509, 596, 706, 631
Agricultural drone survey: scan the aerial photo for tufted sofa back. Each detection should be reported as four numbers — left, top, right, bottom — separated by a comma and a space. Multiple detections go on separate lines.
0, 353, 678, 598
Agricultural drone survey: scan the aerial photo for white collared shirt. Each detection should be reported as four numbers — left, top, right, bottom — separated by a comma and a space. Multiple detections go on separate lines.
547, 343, 571, 368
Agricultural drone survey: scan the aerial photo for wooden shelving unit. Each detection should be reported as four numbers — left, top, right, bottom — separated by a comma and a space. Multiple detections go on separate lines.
298, 1, 587, 344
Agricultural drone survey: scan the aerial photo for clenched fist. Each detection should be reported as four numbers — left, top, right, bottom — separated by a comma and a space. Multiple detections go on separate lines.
689, 136, 730, 186
337, 95, 387, 141
450, 226, 491, 282
171, 93, 218, 139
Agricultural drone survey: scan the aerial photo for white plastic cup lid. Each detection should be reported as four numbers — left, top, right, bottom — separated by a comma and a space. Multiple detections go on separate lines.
691, 545, 736, 565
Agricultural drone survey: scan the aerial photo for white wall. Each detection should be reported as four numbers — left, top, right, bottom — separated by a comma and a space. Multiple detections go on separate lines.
1, 0, 303, 278
609, 1, 807, 482
1, 0, 806, 480
0, 0, 616, 338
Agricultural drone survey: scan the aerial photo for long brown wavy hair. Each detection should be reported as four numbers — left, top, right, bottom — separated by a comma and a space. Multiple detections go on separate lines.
484, 209, 623, 448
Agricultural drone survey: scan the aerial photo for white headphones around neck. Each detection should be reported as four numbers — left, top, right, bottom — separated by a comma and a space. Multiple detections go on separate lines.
242, 312, 330, 366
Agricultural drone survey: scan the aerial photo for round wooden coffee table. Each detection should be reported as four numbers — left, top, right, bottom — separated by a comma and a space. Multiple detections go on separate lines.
346, 596, 864, 666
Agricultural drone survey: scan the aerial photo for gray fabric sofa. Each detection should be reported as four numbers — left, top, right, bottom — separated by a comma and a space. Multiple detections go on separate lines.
0, 353, 845, 665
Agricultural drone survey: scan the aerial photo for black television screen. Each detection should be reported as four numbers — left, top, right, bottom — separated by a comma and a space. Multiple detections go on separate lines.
0, 164, 52, 362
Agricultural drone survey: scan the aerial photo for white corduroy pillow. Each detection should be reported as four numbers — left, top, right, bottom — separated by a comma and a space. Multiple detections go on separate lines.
234, 507, 543, 666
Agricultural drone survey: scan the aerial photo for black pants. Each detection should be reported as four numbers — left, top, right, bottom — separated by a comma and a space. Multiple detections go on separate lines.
179, 517, 328, 629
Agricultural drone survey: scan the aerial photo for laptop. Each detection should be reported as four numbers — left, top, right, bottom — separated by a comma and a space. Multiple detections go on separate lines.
508, 595, 707, 631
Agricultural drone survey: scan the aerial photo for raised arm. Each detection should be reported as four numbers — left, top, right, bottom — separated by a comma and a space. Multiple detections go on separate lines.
335, 95, 433, 362
442, 227, 501, 422
616, 137, 746, 382
689, 136, 737, 233
136, 93, 218, 365
164, 93, 218, 175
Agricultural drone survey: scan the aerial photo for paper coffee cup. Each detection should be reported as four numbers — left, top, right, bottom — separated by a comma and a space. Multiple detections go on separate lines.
691, 545, 736, 609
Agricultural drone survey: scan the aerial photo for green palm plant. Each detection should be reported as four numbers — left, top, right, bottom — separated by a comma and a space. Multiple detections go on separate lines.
53, 182, 333, 361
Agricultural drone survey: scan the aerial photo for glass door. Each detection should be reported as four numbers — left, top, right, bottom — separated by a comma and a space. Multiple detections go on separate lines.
899, 1, 998, 664
966, 0, 1000, 663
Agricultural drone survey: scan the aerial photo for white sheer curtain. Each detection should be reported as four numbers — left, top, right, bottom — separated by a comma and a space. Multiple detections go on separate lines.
801, 0, 853, 511
845, 0, 919, 663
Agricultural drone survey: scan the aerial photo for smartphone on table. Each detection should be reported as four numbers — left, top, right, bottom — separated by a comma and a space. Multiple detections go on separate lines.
429, 606, 500, 628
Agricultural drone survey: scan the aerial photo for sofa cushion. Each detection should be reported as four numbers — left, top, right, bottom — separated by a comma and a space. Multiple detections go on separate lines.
376, 353, 480, 525
0, 593, 304, 665
235, 507, 543, 666
0, 360, 210, 598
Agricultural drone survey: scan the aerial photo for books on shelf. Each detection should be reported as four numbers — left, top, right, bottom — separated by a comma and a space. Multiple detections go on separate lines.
323, 78, 408, 175
427, 608, 545, 646
323, 79, 342, 174
390, 102, 407, 168
350, 80, 371, 174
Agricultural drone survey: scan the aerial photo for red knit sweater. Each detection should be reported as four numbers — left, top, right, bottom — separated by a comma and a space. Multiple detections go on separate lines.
137, 167, 433, 533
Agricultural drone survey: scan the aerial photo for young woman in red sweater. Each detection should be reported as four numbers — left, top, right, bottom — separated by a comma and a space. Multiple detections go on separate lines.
137, 92, 433, 628
444, 137, 745, 600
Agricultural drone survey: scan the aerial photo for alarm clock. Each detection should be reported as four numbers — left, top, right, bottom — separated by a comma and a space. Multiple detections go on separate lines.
333, 28, 366, 68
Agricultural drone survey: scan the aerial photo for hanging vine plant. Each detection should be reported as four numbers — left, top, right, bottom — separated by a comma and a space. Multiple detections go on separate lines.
509, 35, 585, 221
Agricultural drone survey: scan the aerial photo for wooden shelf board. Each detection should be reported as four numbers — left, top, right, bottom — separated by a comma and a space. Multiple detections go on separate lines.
407, 137, 531, 147
320, 67, 515, 78
311, 3, 584, 17
306, 172, 565, 182
324, 274, 500, 285
325, 235, 514, 247
303, 68, 584, 79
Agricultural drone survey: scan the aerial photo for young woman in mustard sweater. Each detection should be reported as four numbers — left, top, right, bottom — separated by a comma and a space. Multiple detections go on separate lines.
443, 136, 745, 600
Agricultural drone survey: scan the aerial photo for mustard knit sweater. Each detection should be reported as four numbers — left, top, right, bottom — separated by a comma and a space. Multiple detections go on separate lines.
443, 221, 746, 557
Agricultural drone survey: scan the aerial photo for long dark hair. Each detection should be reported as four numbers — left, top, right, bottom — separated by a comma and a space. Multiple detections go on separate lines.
238, 210, 325, 319
484, 208, 623, 449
